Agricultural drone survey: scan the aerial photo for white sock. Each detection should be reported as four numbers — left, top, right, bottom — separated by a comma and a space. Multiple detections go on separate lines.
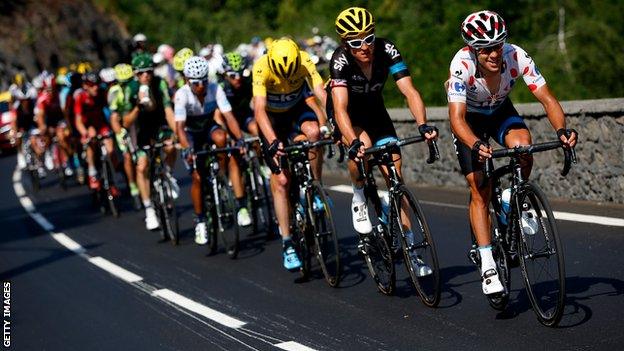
479, 246, 496, 273
352, 184, 366, 204
143, 200, 152, 208
88, 166, 97, 177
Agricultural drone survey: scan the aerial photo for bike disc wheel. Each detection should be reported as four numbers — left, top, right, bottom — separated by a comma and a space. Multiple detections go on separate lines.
309, 181, 341, 287
217, 175, 239, 259
516, 182, 566, 327
392, 185, 440, 307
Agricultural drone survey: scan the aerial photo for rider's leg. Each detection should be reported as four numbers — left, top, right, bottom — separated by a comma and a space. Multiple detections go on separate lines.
300, 120, 322, 180
345, 128, 373, 234
135, 155, 150, 205
271, 171, 291, 239
191, 169, 203, 216
504, 127, 533, 178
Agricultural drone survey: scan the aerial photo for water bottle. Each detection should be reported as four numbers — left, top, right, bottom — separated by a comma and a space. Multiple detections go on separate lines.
297, 187, 306, 216
499, 188, 511, 225
139, 84, 154, 110
380, 193, 389, 224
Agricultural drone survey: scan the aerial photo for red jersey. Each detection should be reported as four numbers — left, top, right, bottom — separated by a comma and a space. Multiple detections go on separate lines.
74, 89, 107, 128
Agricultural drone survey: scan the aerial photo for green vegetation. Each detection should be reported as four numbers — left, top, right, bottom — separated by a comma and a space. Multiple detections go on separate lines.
95, 0, 624, 107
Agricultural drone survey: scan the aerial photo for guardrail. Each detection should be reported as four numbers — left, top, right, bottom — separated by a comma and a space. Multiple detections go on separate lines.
323, 98, 624, 204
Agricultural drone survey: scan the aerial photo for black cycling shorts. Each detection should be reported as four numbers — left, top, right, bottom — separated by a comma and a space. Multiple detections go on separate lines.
267, 100, 318, 144
453, 98, 528, 175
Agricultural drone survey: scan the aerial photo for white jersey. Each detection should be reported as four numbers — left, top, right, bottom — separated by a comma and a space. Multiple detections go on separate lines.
173, 82, 232, 122
447, 44, 546, 115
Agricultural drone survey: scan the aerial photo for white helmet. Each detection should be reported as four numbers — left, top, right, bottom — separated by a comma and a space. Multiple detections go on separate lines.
99, 67, 116, 83
199, 46, 211, 57
133, 33, 147, 43
460, 10, 507, 49
152, 52, 164, 65
183, 56, 209, 79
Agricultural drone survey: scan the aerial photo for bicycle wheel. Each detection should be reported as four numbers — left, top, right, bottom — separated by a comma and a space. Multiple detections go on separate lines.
217, 174, 239, 259
103, 158, 119, 218
486, 235, 511, 311
308, 181, 341, 287
249, 159, 273, 235
391, 185, 440, 307
162, 178, 179, 245
515, 182, 565, 326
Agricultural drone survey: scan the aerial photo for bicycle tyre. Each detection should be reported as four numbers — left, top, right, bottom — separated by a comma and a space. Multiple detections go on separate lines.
486, 236, 511, 311
308, 181, 341, 287
391, 185, 440, 307
217, 174, 239, 259
516, 182, 566, 327
250, 159, 274, 235
103, 158, 119, 218
162, 178, 179, 245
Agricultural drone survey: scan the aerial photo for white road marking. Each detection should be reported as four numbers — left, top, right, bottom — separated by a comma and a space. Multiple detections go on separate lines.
14, 182, 25, 197
327, 184, 624, 227
152, 289, 247, 329
274, 341, 318, 351
89, 256, 143, 283
30, 212, 55, 231
18, 195, 35, 212
50, 232, 87, 254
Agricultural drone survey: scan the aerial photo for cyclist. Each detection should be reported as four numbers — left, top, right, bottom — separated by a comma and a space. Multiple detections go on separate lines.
219, 52, 259, 137
9, 73, 38, 171
173, 48, 195, 91
447, 10, 577, 295
74, 72, 117, 193
109, 63, 142, 209
34, 73, 72, 176
329, 7, 437, 270
253, 37, 329, 271
123, 53, 178, 231
175, 56, 249, 245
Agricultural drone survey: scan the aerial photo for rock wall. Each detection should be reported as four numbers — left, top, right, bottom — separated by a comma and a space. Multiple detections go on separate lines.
0, 0, 129, 90
323, 98, 624, 204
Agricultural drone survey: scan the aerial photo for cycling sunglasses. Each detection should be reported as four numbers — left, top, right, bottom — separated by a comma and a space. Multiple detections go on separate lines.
226, 72, 241, 79
346, 33, 375, 49
189, 78, 208, 87
478, 43, 504, 55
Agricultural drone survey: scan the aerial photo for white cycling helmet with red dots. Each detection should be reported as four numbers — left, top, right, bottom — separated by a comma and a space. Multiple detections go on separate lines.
461, 10, 507, 49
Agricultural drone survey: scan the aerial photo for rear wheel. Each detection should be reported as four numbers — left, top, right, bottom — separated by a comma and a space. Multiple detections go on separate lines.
308, 181, 340, 287
391, 185, 440, 307
162, 179, 179, 245
516, 182, 566, 327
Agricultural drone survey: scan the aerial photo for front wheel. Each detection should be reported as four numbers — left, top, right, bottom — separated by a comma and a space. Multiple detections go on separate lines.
515, 182, 566, 327
217, 174, 239, 259
308, 181, 341, 287
162, 178, 179, 245
391, 185, 440, 307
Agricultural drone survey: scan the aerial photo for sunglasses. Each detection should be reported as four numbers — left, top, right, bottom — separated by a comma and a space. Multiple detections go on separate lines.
346, 33, 375, 49
189, 78, 208, 87
478, 43, 504, 55
136, 70, 153, 76
226, 72, 241, 79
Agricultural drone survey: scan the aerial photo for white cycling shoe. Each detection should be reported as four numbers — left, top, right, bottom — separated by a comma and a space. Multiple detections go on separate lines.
482, 268, 504, 295
237, 208, 251, 227
145, 207, 160, 231
167, 174, 180, 200
352, 200, 372, 234
194, 221, 208, 245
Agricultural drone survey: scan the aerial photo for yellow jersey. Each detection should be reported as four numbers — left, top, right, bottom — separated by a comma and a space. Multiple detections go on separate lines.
252, 51, 323, 113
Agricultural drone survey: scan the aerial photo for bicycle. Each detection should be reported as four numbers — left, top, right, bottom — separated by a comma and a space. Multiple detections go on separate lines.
467, 138, 577, 326
240, 136, 277, 237
356, 135, 441, 307
84, 132, 120, 218
142, 138, 180, 244
20, 131, 44, 192
194, 145, 241, 258
271, 138, 341, 287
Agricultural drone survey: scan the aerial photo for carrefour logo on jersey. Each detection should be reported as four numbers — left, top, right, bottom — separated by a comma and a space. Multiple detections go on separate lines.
454, 82, 466, 93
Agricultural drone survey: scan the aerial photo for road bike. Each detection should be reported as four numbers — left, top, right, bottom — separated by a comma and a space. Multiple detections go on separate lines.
84, 132, 120, 217
468, 138, 576, 326
356, 135, 441, 307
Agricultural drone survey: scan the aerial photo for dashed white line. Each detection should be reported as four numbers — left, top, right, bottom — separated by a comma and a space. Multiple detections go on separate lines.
274, 341, 317, 351
327, 184, 624, 227
30, 212, 55, 231
50, 232, 87, 254
89, 256, 144, 283
152, 289, 247, 329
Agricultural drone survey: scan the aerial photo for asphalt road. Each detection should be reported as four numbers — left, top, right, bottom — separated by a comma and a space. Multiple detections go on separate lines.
1, 153, 623, 350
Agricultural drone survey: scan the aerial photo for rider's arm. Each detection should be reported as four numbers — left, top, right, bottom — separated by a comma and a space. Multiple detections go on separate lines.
448, 102, 479, 147
395, 77, 427, 127
331, 86, 357, 144
73, 95, 88, 136
301, 51, 327, 109
305, 95, 327, 128
221, 111, 243, 140
173, 88, 189, 149
254, 96, 277, 143
160, 79, 176, 134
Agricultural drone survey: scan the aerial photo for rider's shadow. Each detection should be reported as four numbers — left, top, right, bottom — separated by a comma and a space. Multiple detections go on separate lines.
330, 236, 368, 289
494, 275, 623, 327
393, 264, 475, 309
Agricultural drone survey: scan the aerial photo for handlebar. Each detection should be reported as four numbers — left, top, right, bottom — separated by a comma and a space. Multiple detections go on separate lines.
356, 135, 440, 181
483, 140, 577, 178
266, 138, 336, 175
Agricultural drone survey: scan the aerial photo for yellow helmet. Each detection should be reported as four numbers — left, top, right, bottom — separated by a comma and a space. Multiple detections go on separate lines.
267, 38, 301, 80
335, 7, 375, 39
173, 48, 194, 72
77, 62, 92, 74
114, 63, 133, 82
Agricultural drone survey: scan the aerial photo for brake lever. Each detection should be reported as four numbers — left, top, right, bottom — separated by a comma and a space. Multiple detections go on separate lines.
426, 140, 440, 164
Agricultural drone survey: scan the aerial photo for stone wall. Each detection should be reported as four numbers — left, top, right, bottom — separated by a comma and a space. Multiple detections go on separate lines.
323, 98, 624, 204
